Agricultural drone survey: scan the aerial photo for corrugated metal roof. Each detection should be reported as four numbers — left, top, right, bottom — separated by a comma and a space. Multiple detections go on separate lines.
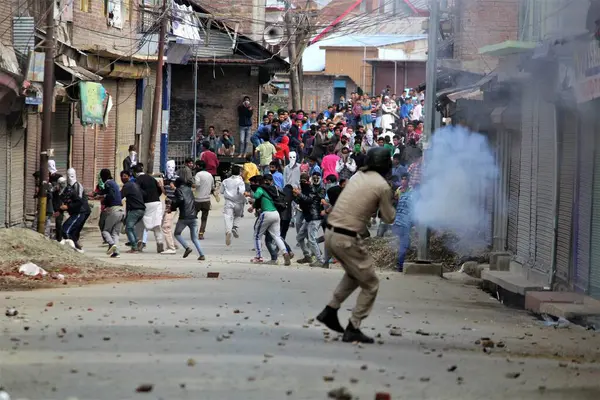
0, 43, 21, 76
12, 16, 35, 56
318, 34, 427, 48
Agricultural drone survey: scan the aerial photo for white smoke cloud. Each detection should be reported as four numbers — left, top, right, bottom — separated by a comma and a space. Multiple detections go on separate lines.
413, 125, 497, 242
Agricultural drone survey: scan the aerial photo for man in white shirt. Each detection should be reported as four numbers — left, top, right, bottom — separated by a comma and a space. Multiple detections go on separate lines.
220, 164, 246, 245
284, 151, 301, 189
194, 161, 215, 240
412, 99, 424, 121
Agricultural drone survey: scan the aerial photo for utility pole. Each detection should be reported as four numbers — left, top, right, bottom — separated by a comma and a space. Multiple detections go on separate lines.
147, 0, 167, 174
285, 2, 301, 110
417, 0, 440, 261
37, 0, 55, 234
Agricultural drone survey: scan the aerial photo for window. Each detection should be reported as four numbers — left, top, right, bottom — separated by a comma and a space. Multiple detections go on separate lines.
80, 0, 91, 12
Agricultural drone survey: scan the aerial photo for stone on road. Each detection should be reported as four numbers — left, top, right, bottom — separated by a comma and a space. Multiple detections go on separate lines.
1, 202, 600, 399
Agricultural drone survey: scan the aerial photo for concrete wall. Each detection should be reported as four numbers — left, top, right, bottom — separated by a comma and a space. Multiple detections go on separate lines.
373, 62, 426, 95
301, 74, 357, 112
169, 64, 260, 144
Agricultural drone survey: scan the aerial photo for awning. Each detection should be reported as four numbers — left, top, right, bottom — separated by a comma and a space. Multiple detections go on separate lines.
55, 55, 102, 81
81, 46, 159, 62
447, 87, 483, 102
107, 63, 151, 79
437, 71, 497, 102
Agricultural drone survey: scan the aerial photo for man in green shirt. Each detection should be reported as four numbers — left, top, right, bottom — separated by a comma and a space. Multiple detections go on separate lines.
245, 175, 291, 265
255, 141, 277, 175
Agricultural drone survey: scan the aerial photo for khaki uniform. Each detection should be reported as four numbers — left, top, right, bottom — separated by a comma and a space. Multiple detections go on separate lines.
325, 171, 395, 328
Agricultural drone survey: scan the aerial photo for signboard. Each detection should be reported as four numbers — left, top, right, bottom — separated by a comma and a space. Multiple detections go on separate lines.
574, 40, 600, 103
79, 82, 107, 125
26, 51, 45, 82
171, 1, 200, 41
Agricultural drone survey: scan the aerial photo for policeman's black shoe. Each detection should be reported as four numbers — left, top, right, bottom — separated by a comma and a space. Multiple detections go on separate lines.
342, 321, 374, 344
316, 306, 345, 333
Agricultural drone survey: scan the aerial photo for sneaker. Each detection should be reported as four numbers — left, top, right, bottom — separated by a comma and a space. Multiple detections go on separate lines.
225, 232, 232, 246
288, 252, 295, 259
198, 232, 205, 240
342, 321, 374, 344
251, 257, 264, 264
126, 249, 139, 254
110, 253, 121, 258
136, 240, 143, 252
59, 239, 66, 245
183, 248, 193, 258
232, 227, 239, 238
65, 239, 76, 249
106, 244, 117, 255
297, 256, 313, 264
316, 306, 345, 333
125, 241, 131, 246
310, 260, 327, 268
161, 249, 177, 255
198, 255, 206, 261
265, 260, 279, 265
283, 253, 291, 266
157, 243, 164, 254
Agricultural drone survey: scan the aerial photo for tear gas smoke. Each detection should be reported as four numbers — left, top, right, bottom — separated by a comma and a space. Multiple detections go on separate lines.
413, 125, 498, 249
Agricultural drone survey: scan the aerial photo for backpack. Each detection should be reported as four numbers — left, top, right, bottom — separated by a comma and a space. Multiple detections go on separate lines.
262, 185, 287, 213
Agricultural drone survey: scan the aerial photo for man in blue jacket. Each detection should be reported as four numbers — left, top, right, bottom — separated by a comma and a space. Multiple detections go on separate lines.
392, 172, 413, 272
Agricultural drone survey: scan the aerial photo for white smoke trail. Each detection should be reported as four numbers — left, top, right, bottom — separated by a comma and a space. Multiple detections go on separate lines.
413, 125, 498, 248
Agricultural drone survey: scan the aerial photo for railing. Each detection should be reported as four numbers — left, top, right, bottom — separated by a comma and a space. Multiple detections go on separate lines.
167, 141, 194, 169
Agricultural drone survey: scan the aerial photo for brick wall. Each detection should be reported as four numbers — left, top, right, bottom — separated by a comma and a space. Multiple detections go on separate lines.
71, 0, 139, 51
115, 79, 137, 182
0, 0, 11, 44
454, 0, 519, 73
302, 75, 357, 112
197, 0, 258, 37
169, 64, 260, 145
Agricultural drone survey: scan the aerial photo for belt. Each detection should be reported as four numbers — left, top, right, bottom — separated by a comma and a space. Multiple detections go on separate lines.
326, 223, 358, 238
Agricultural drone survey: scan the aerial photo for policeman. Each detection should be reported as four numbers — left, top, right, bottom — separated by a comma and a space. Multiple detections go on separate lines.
316, 147, 396, 343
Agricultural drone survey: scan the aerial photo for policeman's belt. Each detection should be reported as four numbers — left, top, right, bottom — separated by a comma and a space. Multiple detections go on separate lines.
326, 223, 358, 238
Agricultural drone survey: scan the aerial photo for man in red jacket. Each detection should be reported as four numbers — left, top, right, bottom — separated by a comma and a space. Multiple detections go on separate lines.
199, 140, 220, 179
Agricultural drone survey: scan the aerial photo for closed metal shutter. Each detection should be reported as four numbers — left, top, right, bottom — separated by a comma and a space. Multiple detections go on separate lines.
534, 99, 556, 278
575, 106, 594, 293
507, 129, 521, 253
555, 108, 577, 286
116, 79, 137, 182
590, 107, 600, 298
0, 117, 8, 226
8, 127, 25, 226
517, 86, 535, 265
52, 103, 70, 173
25, 112, 41, 217
96, 80, 117, 179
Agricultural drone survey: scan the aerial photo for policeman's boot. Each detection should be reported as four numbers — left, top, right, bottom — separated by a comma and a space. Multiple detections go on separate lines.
342, 321, 374, 344
317, 306, 345, 333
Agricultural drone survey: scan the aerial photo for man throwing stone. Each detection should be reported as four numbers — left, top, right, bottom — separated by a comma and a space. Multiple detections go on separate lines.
316, 147, 396, 343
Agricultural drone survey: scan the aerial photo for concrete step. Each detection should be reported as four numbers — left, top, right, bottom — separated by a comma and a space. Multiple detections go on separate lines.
525, 290, 600, 319
480, 270, 544, 295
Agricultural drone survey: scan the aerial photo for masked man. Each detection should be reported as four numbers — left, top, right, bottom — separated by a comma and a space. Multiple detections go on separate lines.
161, 160, 178, 254
284, 151, 301, 189
316, 147, 395, 344
293, 172, 326, 268
60, 168, 91, 253
123, 145, 137, 175
220, 164, 246, 246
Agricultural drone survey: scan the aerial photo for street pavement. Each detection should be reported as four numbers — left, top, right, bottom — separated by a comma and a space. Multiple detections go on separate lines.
2, 201, 600, 400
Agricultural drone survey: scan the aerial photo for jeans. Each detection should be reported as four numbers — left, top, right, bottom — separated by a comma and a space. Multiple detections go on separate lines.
392, 224, 411, 270
240, 126, 252, 155
265, 219, 292, 259
125, 209, 145, 250
101, 206, 125, 249
377, 222, 392, 237
195, 201, 211, 234
297, 219, 324, 263
175, 218, 204, 256
254, 211, 287, 259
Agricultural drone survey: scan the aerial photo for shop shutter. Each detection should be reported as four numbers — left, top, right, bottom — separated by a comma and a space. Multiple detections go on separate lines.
115, 79, 137, 182
516, 86, 535, 265
25, 112, 41, 217
51, 103, 70, 173
96, 80, 117, 178
554, 108, 577, 287
575, 107, 594, 293
590, 109, 600, 298
0, 117, 8, 227
507, 129, 521, 253
8, 127, 25, 226
533, 99, 556, 278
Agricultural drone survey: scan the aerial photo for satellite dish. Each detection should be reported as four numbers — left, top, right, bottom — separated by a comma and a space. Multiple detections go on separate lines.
264, 25, 284, 46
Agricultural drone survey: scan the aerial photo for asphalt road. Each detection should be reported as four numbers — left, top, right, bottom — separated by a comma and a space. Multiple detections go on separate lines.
2, 202, 600, 400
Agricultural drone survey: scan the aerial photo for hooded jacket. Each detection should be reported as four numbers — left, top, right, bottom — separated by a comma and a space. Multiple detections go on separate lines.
173, 184, 197, 219
164, 160, 178, 200
295, 184, 325, 222
63, 168, 90, 215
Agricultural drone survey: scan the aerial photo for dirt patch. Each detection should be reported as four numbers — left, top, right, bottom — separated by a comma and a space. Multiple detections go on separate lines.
0, 228, 185, 291
366, 229, 490, 271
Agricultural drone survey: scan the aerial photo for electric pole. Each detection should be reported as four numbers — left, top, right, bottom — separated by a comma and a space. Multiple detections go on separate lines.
147, 0, 167, 174
417, 0, 439, 261
37, 0, 55, 234
285, 1, 301, 110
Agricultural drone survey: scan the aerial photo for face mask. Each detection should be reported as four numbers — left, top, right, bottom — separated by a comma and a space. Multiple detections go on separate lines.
250, 184, 259, 192
289, 152, 297, 166
312, 177, 321, 186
